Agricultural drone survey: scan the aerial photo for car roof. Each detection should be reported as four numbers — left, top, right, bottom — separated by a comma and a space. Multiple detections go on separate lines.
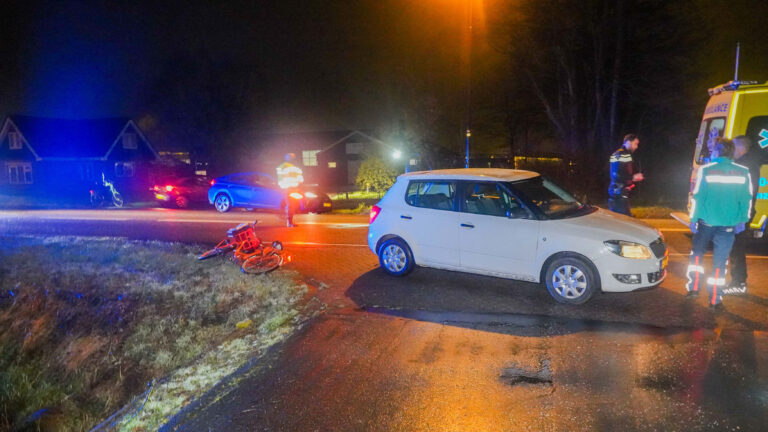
400, 168, 540, 182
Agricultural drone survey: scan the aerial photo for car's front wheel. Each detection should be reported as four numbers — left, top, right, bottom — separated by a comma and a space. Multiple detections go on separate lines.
214, 193, 232, 213
378, 238, 415, 276
544, 256, 599, 305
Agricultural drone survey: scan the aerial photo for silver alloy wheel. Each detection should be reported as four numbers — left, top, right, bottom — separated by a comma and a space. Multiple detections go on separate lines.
382, 243, 407, 273
551, 264, 588, 299
215, 194, 231, 212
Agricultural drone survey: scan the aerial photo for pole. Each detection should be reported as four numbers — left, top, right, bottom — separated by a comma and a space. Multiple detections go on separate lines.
464, 1, 473, 169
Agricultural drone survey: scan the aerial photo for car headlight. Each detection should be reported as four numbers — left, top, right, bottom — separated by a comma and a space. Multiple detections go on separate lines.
305, 191, 317, 198
604, 240, 653, 259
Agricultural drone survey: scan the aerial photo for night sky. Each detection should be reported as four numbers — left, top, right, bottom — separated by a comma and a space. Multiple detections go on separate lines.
1, 0, 768, 160
1, 1, 481, 134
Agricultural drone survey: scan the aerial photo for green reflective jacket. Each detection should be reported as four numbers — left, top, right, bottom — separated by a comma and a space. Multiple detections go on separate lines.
689, 157, 753, 227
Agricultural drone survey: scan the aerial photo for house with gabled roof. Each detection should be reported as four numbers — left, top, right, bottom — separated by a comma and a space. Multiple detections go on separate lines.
0, 116, 159, 201
245, 129, 398, 189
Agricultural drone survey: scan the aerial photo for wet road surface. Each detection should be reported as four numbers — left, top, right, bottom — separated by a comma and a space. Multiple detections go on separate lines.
3, 209, 768, 430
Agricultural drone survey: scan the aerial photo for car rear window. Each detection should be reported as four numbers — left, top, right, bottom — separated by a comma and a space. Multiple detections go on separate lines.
406, 181, 455, 211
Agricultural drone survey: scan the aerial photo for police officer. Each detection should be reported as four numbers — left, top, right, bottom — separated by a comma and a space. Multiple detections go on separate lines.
686, 138, 753, 309
723, 135, 765, 295
608, 134, 644, 215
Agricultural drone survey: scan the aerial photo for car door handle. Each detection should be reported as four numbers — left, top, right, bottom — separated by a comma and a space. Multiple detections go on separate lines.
400, 215, 412, 220
460, 223, 474, 228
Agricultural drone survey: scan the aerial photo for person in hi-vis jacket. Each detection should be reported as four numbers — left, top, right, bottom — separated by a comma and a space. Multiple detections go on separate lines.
686, 137, 753, 308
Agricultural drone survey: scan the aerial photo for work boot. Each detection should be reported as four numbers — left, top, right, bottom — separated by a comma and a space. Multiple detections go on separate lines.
722, 282, 747, 296
686, 291, 699, 298
709, 302, 725, 311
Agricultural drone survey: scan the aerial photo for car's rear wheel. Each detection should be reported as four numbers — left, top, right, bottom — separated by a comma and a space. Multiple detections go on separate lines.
175, 195, 190, 208
544, 256, 598, 305
214, 193, 231, 213
378, 238, 414, 276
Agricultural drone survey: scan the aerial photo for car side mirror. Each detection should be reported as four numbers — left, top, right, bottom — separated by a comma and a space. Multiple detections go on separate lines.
506, 207, 529, 219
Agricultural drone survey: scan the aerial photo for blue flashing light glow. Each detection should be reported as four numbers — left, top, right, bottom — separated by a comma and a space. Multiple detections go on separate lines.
8, 290, 14, 297
117, 295, 123, 301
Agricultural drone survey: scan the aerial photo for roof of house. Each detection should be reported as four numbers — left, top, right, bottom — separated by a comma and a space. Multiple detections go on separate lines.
255, 129, 390, 153
8, 116, 133, 159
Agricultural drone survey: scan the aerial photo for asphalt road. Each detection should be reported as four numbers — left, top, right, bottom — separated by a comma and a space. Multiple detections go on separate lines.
3, 209, 768, 431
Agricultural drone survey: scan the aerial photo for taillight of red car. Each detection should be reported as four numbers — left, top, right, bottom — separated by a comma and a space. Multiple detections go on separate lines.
289, 192, 303, 200
210, 179, 216, 186
369, 205, 381, 224
165, 185, 175, 192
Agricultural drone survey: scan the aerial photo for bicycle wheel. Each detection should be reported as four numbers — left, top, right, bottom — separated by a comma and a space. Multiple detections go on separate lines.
112, 192, 124, 208
241, 253, 283, 274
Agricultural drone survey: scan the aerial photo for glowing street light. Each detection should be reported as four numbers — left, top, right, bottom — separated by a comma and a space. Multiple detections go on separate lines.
392, 149, 402, 159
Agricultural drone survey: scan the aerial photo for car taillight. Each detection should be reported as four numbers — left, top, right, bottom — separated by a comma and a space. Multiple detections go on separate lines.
289, 192, 303, 200
165, 185, 175, 192
304, 191, 317, 198
210, 179, 216, 186
370, 205, 381, 224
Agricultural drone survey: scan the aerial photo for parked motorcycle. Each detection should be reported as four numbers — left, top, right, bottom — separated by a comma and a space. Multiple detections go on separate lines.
90, 173, 124, 208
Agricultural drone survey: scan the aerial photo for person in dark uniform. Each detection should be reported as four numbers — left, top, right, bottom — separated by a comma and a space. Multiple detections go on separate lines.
724, 135, 764, 295
608, 134, 644, 215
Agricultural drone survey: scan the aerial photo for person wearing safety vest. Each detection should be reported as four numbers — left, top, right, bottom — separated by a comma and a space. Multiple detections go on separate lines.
686, 137, 753, 308
276, 153, 304, 227
608, 134, 644, 216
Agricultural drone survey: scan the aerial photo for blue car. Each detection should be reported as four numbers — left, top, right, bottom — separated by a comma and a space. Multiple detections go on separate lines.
208, 172, 332, 213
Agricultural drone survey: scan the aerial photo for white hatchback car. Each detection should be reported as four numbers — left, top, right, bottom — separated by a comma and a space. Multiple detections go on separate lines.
367, 169, 668, 304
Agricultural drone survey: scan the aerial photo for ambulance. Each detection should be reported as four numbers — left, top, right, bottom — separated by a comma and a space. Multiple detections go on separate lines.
674, 80, 768, 237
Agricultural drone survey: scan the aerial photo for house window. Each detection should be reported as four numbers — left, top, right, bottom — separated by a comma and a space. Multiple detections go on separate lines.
346, 142, 363, 154
8, 132, 21, 150
122, 133, 137, 149
7, 162, 33, 184
115, 162, 135, 177
302, 150, 320, 167
328, 161, 337, 168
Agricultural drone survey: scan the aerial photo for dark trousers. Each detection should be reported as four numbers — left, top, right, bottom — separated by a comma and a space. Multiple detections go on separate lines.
608, 196, 631, 216
686, 222, 736, 305
729, 229, 749, 285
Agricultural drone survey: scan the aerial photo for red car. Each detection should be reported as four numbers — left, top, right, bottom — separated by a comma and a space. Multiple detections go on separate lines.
151, 176, 211, 208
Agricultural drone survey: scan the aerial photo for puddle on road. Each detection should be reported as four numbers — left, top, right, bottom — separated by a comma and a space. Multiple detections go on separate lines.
500, 359, 553, 387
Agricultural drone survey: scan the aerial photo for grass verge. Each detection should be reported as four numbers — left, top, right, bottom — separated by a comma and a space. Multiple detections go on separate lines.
0, 236, 312, 431
631, 206, 681, 219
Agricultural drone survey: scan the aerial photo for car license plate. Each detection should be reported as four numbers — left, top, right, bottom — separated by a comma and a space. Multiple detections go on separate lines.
660, 256, 668, 271
323, 202, 331, 207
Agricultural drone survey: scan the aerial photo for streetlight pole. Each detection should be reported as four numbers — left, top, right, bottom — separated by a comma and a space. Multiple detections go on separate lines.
464, 0, 473, 169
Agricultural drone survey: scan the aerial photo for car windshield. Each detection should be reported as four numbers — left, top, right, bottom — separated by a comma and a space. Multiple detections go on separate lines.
508, 176, 586, 218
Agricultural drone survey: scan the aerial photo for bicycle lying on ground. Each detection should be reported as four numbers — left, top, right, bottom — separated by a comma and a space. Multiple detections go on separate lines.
198, 221, 290, 274
90, 172, 124, 208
